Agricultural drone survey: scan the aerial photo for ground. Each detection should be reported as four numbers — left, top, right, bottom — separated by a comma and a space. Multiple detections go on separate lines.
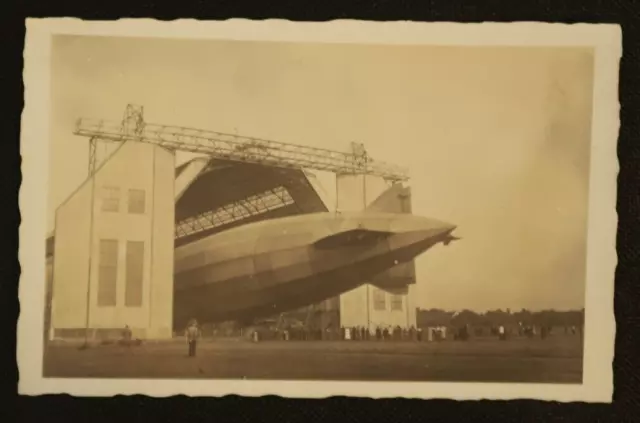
42, 335, 583, 383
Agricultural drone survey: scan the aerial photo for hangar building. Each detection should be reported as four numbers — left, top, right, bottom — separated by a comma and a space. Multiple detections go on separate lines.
44, 105, 418, 341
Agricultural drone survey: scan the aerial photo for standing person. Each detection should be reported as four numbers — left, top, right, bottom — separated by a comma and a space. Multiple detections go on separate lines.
409, 325, 416, 341
498, 325, 505, 341
185, 319, 200, 358
122, 324, 133, 347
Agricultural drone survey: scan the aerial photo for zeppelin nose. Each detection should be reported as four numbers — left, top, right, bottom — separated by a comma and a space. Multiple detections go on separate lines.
411, 217, 456, 236
435, 222, 457, 237
407, 218, 458, 248
387, 217, 458, 257
388, 215, 456, 235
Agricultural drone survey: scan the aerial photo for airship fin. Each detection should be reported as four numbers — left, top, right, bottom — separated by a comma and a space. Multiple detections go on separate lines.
366, 184, 412, 214
369, 262, 417, 290
313, 229, 392, 249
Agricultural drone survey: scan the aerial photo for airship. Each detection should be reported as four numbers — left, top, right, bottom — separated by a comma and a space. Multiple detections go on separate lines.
173, 210, 458, 327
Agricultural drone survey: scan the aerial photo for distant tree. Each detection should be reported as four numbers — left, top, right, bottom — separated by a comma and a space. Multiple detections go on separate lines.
416, 307, 585, 329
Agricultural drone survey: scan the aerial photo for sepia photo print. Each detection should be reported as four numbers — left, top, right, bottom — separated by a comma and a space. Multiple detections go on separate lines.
18, 19, 620, 402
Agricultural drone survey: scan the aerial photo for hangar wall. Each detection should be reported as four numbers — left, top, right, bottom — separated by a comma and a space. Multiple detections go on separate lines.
44, 256, 53, 342
51, 142, 175, 340
336, 174, 418, 331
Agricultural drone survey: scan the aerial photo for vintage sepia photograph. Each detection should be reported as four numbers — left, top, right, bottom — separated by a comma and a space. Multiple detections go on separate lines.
18, 19, 620, 402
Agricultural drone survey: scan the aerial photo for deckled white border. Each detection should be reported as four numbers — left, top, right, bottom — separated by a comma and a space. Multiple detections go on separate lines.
18, 19, 621, 402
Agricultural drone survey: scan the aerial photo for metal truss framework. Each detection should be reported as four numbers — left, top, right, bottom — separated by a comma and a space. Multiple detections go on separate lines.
175, 186, 295, 239
88, 138, 98, 175
76, 104, 410, 182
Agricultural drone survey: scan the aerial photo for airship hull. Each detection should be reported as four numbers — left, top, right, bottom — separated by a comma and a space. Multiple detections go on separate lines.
173, 212, 456, 327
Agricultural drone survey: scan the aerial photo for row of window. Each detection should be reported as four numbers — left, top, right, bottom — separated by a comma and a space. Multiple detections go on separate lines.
101, 186, 146, 214
97, 239, 145, 308
373, 288, 404, 311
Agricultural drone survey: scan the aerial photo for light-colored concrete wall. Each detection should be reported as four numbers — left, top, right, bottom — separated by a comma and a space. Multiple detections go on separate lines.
304, 170, 334, 211
338, 285, 369, 328
51, 173, 93, 331
339, 284, 415, 330
175, 157, 209, 201
148, 147, 176, 338
336, 174, 390, 212
336, 173, 418, 330
51, 142, 175, 339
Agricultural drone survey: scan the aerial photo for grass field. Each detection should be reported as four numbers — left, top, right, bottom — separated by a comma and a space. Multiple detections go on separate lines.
42, 335, 583, 383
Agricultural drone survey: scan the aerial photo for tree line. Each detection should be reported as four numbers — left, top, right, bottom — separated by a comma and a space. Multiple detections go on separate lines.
416, 308, 585, 328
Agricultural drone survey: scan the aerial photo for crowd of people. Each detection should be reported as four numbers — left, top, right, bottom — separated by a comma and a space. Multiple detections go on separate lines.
247, 322, 584, 343
453, 323, 583, 340
114, 318, 583, 357
251, 325, 427, 342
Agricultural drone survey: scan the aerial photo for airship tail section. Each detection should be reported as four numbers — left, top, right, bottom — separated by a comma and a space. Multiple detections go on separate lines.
370, 261, 417, 290
365, 183, 418, 289
365, 183, 412, 214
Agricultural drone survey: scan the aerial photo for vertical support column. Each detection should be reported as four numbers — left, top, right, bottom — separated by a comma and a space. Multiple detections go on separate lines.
358, 144, 372, 333
88, 138, 98, 176
337, 142, 382, 332
83, 138, 98, 346
148, 146, 157, 332
147, 145, 176, 339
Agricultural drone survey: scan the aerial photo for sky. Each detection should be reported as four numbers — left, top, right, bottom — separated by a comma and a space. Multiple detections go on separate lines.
48, 35, 595, 312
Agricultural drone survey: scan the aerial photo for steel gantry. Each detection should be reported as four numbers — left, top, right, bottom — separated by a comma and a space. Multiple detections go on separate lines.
74, 104, 410, 183
175, 186, 295, 239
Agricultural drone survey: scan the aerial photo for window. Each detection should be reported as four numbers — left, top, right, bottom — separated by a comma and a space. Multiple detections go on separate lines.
128, 189, 146, 214
97, 239, 118, 307
101, 186, 120, 212
125, 241, 144, 307
175, 186, 294, 239
391, 294, 403, 311
373, 288, 386, 311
